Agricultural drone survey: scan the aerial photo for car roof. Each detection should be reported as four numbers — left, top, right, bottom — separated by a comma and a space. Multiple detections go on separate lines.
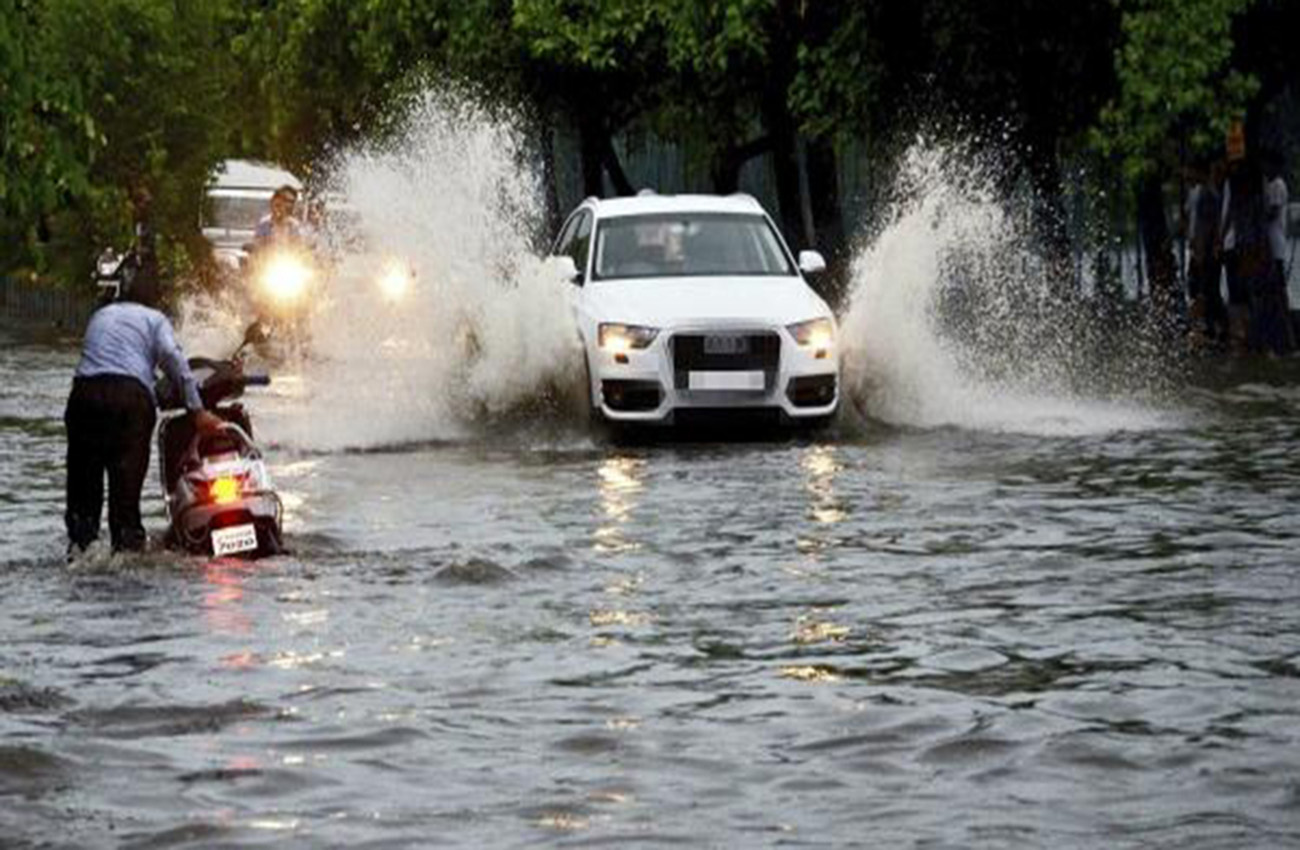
209, 159, 302, 192
586, 193, 767, 219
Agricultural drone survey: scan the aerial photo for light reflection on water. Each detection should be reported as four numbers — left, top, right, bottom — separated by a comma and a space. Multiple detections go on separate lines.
203, 560, 254, 637
2, 329, 1300, 848
593, 454, 646, 554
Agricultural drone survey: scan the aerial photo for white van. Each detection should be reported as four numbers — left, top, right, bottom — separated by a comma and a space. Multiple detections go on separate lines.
202, 159, 302, 272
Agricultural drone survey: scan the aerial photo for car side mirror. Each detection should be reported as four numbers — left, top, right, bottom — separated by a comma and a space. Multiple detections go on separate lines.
798, 250, 827, 275
550, 255, 582, 286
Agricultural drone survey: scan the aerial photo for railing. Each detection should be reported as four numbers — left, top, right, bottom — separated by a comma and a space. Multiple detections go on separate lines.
0, 276, 92, 331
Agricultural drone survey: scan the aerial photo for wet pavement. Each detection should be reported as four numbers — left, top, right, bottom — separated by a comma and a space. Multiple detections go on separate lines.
2, 320, 1299, 848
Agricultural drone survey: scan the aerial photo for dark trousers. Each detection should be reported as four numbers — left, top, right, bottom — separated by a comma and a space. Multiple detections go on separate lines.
1188, 257, 1227, 340
65, 376, 156, 552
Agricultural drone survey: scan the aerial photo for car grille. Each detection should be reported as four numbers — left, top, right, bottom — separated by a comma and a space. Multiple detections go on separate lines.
672, 332, 781, 391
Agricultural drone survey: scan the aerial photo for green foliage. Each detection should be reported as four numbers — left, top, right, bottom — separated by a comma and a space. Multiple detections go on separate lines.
1095, 0, 1260, 178
2, 0, 243, 284
789, 7, 885, 140
0, 0, 95, 269
0, 0, 1289, 292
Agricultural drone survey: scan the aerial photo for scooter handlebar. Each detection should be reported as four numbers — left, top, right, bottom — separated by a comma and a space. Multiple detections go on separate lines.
242, 375, 271, 388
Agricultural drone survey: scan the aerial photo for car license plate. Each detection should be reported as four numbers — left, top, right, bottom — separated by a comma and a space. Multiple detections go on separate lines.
689, 370, 765, 391
704, 334, 749, 355
211, 523, 258, 557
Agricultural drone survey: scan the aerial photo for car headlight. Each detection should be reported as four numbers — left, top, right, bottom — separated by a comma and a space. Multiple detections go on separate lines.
260, 253, 312, 303
787, 317, 835, 351
598, 323, 659, 353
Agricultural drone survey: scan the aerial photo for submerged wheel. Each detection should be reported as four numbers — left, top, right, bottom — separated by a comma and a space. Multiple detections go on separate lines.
583, 354, 615, 443
256, 521, 284, 557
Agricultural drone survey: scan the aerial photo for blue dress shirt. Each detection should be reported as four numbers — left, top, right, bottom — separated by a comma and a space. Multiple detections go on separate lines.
75, 302, 204, 411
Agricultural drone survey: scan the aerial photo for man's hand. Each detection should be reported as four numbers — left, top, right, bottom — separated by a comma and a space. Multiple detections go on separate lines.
194, 410, 225, 434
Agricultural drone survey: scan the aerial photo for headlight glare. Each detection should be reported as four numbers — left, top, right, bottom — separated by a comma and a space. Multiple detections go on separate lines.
598, 323, 659, 352
378, 260, 414, 302
260, 253, 312, 302
788, 317, 835, 350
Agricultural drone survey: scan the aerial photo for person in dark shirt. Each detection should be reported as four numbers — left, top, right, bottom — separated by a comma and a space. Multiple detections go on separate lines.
1184, 157, 1226, 346
66, 233, 222, 556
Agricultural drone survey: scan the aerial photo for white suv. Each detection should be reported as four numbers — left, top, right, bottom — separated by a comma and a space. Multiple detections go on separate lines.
553, 192, 839, 426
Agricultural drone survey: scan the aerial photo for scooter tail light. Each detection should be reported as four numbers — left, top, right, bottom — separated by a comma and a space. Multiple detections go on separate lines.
210, 476, 241, 505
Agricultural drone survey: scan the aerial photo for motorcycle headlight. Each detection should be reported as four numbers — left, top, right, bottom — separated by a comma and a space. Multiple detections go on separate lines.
378, 260, 414, 302
598, 323, 659, 353
260, 253, 312, 303
787, 317, 835, 351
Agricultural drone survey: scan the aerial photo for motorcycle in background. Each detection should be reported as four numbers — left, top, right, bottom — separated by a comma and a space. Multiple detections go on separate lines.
242, 241, 317, 350
92, 247, 135, 301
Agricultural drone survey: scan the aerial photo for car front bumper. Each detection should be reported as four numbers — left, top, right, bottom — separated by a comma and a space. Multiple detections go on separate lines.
588, 326, 839, 424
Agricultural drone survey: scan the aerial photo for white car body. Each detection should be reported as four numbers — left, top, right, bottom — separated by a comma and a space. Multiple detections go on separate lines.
555, 193, 839, 426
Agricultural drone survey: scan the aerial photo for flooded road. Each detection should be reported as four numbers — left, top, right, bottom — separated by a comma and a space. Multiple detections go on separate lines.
3, 320, 1299, 848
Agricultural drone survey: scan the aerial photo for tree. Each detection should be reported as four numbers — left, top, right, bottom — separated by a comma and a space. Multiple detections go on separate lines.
0, 0, 95, 272
1093, 0, 1259, 322
513, 0, 664, 199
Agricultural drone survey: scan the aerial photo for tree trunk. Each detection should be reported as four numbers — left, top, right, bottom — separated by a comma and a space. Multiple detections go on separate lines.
576, 107, 633, 198
539, 123, 563, 242
763, 100, 804, 248
577, 111, 605, 198
599, 134, 635, 197
1023, 126, 1074, 295
710, 136, 771, 195
763, 0, 805, 248
805, 136, 848, 303
805, 137, 845, 253
712, 145, 742, 195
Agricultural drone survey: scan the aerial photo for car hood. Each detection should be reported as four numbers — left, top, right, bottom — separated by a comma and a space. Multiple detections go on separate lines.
581, 276, 831, 328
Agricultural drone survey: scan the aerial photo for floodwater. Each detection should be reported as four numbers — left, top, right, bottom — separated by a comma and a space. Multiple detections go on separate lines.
3, 317, 1299, 849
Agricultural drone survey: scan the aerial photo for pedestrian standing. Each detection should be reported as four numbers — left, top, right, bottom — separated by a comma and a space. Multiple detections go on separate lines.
66, 194, 222, 556
1258, 149, 1296, 354
1220, 155, 1271, 356
1184, 157, 1226, 347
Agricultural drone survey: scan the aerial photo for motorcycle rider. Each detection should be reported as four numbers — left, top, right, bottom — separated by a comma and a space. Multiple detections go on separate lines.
66, 205, 223, 556
252, 184, 304, 251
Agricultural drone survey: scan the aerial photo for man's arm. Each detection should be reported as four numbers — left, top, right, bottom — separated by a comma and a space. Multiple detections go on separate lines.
153, 316, 225, 433
153, 316, 204, 411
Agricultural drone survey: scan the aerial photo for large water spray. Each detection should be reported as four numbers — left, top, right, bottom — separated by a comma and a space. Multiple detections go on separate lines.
839, 141, 1178, 436
182, 91, 584, 452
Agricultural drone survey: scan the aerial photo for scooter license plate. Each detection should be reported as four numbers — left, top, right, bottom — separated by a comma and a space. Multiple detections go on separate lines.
211, 523, 258, 557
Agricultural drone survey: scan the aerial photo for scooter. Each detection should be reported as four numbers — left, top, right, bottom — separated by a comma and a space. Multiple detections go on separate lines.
156, 322, 284, 558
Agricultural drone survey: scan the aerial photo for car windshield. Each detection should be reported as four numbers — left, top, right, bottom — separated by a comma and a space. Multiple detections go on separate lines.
204, 195, 268, 231
593, 213, 794, 280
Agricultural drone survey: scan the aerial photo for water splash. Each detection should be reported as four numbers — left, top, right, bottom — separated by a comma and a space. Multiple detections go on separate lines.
181, 90, 584, 452
840, 140, 1179, 437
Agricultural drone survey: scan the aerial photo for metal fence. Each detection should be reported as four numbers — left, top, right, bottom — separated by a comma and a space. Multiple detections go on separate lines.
0, 276, 91, 331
